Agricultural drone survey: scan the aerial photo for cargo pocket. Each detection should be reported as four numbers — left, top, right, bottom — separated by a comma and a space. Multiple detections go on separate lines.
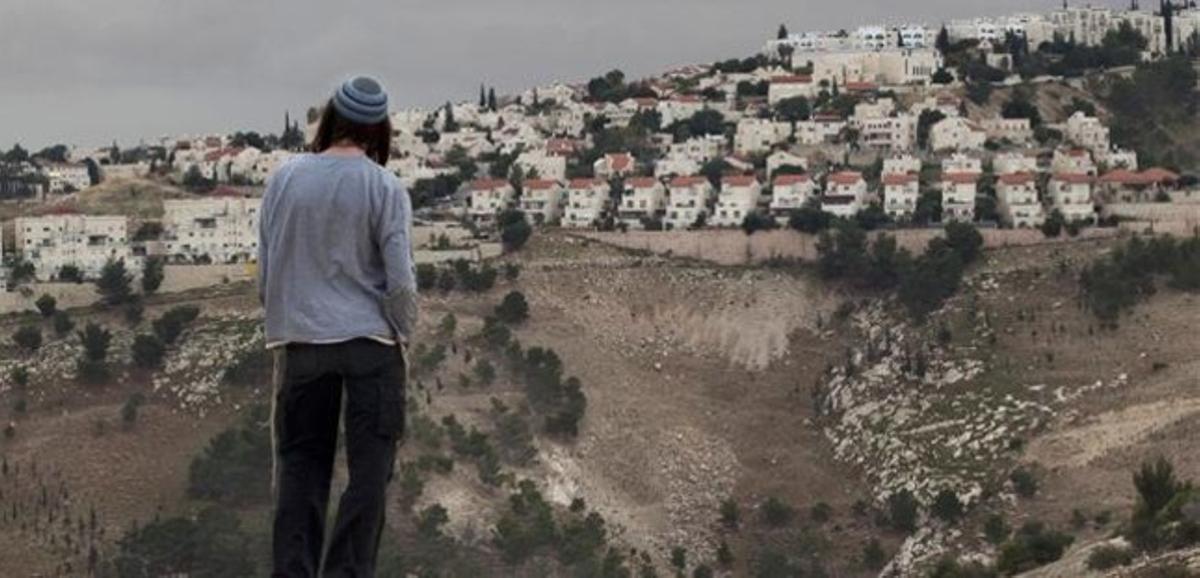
376, 345, 407, 440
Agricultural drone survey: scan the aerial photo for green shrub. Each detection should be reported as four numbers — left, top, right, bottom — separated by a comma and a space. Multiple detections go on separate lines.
132, 334, 167, 369
761, 497, 794, 527
52, 311, 74, 336
1086, 543, 1134, 570
12, 325, 42, 352
495, 291, 530, 324
888, 489, 919, 533
996, 521, 1073, 574
35, 294, 56, 317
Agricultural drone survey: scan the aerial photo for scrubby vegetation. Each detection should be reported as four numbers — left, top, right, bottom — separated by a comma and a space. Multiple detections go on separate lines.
1079, 235, 1200, 327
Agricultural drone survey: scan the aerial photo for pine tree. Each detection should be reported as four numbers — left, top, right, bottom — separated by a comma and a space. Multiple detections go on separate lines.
488, 87, 498, 112
95, 259, 133, 306
479, 84, 487, 108
936, 25, 951, 54
777, 24, 789, 40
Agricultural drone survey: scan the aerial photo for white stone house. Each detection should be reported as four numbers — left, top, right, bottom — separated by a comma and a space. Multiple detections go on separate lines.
520, 180, 566, 226
594, 153, 636, 180
993, 151, 1039, 175
712, 176, 763, 228
882, 173, 920, 220
654, 154, 701, 179
883, 154, 921, 176
515, 149, 567, 181
664, 176, 715, 230
942, 153, 983, 175
563, 178, 610, 228
981, 118, 1033, 145
856, 114, 916, 151
1051, 148, 1097, 176
1047, 173, 1097, 223
930, 117, 986, 152
163, 195, 262, 264
823, 171, 868, 218
767, 150, 808, 178
467, 179, 517, 226
940, 172, 979, 223
669, 135, 725, 163
618, 177, 667, 229
767, 75, 818, 105
770, 174, 817, 222
996, 172, 1045, 229
1064, 111, 1110, 153
735, 119, 790, 155
14, 213, 134, 280
44, 163, 92, 193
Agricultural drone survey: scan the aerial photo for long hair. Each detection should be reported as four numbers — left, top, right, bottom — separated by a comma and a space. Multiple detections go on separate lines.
310, 99, 393, 166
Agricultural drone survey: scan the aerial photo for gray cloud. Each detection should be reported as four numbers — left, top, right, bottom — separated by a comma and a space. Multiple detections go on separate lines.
0, 0, 1085, 149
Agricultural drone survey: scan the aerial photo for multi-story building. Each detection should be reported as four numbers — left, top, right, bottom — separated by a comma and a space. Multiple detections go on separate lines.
712, 176, 763, 228
735, 119, 791, 155
1051, 148, 1097, 176
942, 153, 983, 175
163, 195, 262, 264
882, 173, 920, 220
766, 150, 808, 179
940, 172, 979, 223
467, 179, 517, 226
44, 163, 92, 193
654, 154, 701, 179
563, 178, 610, 228
823, 171, 868, 218
981, 117, 1033, 145
15, 213, 134, 280
883, 153, 922, 176
1048, 173, 1097, 223
664, 176, 715, 230
520, 180, 565, 226
1064, 111, 1111, 153
770, 174, 817, 222
856, 114, 917, 151
930, 117, 986, 152
993, 151, 1040, 175
515, 149, 567, 181
996, 172, 1045, 228
618, 177, 667, 229
767, 75, 818, 105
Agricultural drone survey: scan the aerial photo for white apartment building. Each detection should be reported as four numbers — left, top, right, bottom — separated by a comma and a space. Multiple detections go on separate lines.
942, 153, 983, 175
801, 48, 942, 87
44, 163, 91, 193
594, 153, 636, 180
15, 214, 134, 280
882, 173, 920, 220
940, 173, 979, 223
996, 173, 1045, 229
1064, 111, 1110, 153
163, 195, 261, 264
712, 176, 763, 228
664, 176, 715, 230
1099, 148, 1139, 171
768, 75, 819, 105
563, 178, 610, 228
770, 174, 817, 222
823, 171, 868, 218
994, 151, 1040, 175
735, 119, 791, 155
1048, 173, 1097, 223
856, 114, 916, 151
981, 117, 1033, 145
794, 118, 845, 145
930, 117, 986, 152
883, 153, 922, 176
669, 135, 726, 163
467, 179, 517, 226
618, 177, 667, 229
520, 180, 565, 226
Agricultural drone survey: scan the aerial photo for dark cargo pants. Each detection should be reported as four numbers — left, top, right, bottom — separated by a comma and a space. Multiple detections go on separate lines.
272, 339, 405, 578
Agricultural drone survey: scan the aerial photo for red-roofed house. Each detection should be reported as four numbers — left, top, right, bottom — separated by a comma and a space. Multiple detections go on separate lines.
1099, 168, 1180, 202
520, 180, 566, 225
594, 153, 636, 180
882, 173, 920, 220
996, 172, 1044, 228
712, 176, 763, 227
468, 179, 517, 225
770, 174, 817, 221
564, 178, 610, 228
665, 176, 715, 230
618, 177, 667, 229
940, 172, 980, 223
823, 171, 868, 218
1048, 173, 1096, 223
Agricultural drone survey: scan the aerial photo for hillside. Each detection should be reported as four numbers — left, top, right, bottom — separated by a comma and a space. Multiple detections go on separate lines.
0, 229, 1196, 577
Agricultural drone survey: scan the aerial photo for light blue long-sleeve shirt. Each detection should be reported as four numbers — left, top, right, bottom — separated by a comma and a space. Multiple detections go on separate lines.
258, 153, 418, 347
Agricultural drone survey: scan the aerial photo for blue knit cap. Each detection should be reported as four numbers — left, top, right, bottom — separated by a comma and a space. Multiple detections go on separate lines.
332, 76, 389, 125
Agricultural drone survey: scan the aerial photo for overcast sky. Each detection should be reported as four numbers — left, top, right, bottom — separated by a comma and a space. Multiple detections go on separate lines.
1, 0, 1111, 150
